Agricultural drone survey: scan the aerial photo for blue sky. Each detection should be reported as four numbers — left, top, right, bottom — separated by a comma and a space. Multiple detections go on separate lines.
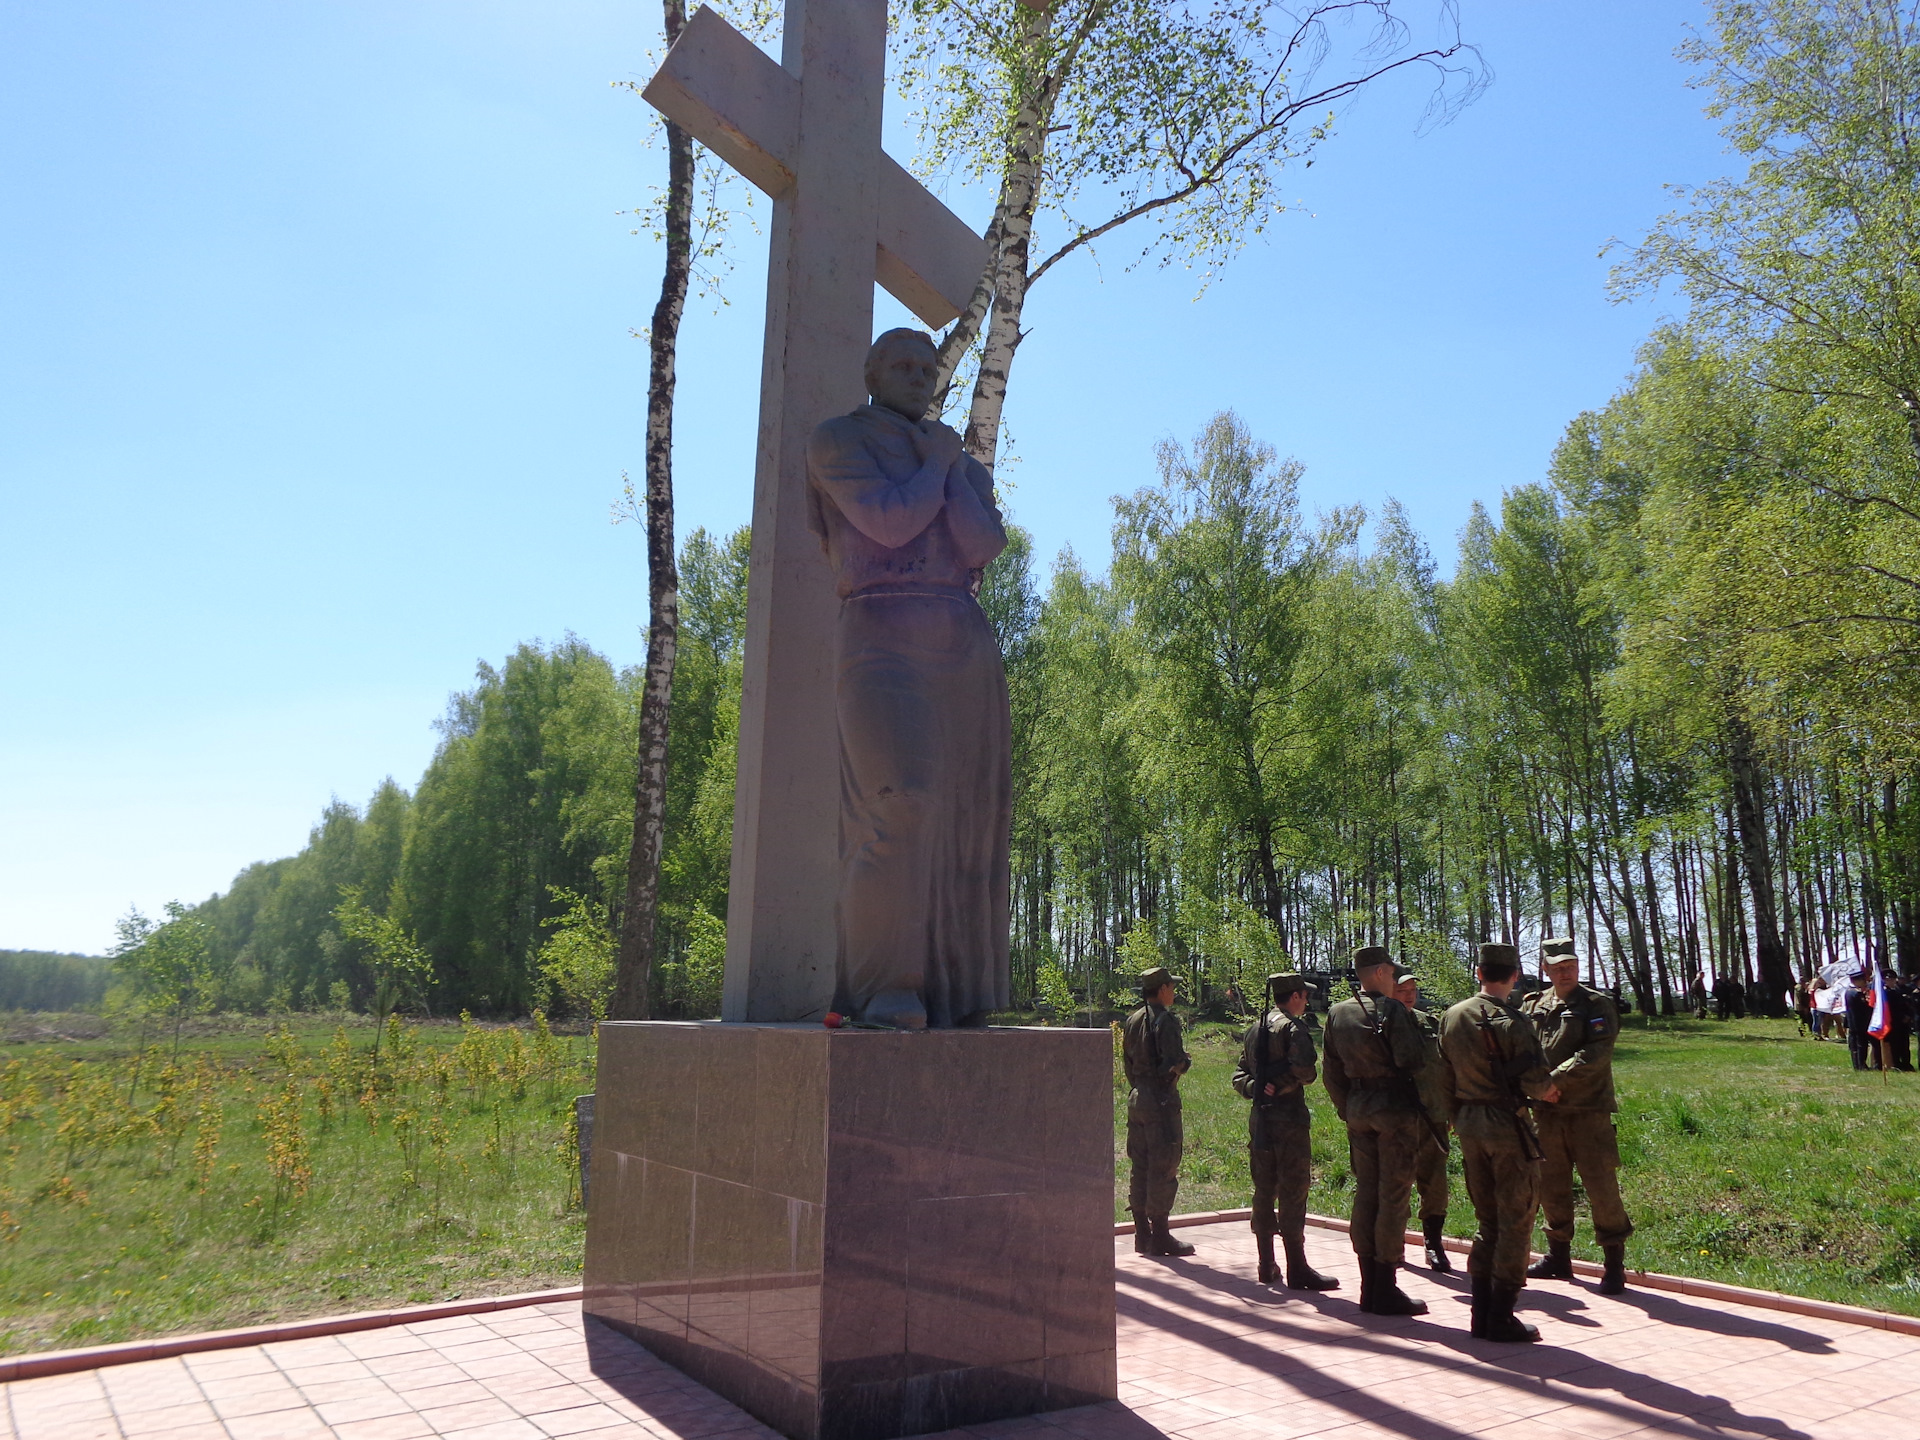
1, 0, 1730, 954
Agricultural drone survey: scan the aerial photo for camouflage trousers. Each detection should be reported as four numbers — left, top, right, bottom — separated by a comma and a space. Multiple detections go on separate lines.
1126, 1095, 1183, 1219
1461, 1133, 1540, 1288
1536, 1109, 1633, 1247
1415, 1126, 1450, 1220
1344, 1110, 1421, 1265
1248, 1115, 1311, 1239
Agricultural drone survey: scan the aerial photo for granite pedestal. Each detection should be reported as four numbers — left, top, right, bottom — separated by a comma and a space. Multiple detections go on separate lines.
583, 1023, 1117, 1440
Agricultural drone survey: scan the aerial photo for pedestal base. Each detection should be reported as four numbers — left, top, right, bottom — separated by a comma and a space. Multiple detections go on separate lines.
583, 1023, 1117, 1440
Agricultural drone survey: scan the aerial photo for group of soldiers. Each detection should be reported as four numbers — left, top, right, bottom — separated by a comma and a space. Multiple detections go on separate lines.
1122, 939, 1631, 1344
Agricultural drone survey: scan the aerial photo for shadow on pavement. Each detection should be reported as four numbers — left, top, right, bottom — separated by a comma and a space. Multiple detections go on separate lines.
1123, 1260, 1815, 1440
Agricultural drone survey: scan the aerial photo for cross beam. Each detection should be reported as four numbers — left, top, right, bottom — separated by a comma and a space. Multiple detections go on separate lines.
646, 6, 988, 327
641, 0, 988, 1021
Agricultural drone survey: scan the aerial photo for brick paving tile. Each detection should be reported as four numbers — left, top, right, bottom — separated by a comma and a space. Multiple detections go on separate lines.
380, 1361, 473, 1389
439, 1420, 545, 1440
316, 1389, 420, 1425
420, 1397, 524, 1431
196, 1369, 299, 1400
281, 1359, 380, 1387
10, 1222, 1920, 1439
527, 1403, 635, 1436
211, 1386, 316, 1419
223, 1406, 335, 1439
416, 1379, 515, 1409
114, 1400, 220, 1434
332, 1415, 440, 1440
494, 1381, 602, 1413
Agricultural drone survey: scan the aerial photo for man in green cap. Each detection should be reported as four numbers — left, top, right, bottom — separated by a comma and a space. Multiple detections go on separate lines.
1123, 965, 1193, 1256
1522, 936, 1633, 1294
1232, 972, 1339, 1290
1322, 945, 1437, 1315
1395, 972, 1453, 1274
1440, 942, 1560, 1343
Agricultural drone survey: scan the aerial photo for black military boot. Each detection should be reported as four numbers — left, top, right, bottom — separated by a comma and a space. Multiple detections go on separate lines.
1130, 1211, 1151, 1254
1369, 1261, 1428, 1317
1526, 1239, 1573, 1280
1283, 1236, 1339, 1291
1468, 1273, 1491, 1338
1598, 1244, 1627, 1295
1422, 1217, 1453, 1273
1485, 1284, 1541, 1343
1255, 1232, 1280, 1284
1150, 1218, 1196, 1257
1356, 1257, 1376, 1312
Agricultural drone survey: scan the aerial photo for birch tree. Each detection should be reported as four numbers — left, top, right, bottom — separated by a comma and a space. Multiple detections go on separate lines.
896, 0, 1484, 467
611, 2, 772, 1021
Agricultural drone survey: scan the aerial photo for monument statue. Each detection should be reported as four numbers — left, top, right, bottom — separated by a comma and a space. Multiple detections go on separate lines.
806, 328, 1012, 1029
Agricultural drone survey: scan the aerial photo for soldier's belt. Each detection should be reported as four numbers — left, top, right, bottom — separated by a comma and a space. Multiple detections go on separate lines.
1345, 1075, 1416, 1092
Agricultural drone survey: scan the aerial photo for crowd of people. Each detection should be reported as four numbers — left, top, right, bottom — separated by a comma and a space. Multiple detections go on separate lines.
1797, 965, 1918, 1071
1121, 939, 1631, 1345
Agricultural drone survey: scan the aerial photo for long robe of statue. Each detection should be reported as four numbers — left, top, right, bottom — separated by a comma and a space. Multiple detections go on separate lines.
805, 330, 1012, 1029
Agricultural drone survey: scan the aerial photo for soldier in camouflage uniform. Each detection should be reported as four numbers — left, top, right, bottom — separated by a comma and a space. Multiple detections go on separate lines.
1439, 942, 1560, 1343
1232, 972, 1339, 1290
1322, 945, 1437, 1316
1395, 973, 1453, 1274
1123, 965, 1194, 1257
1522, 936, 1633, 1294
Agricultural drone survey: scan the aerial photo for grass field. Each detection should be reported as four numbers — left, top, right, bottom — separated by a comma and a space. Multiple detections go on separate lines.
7, 1007, 1920, 1358
1134, 1011, 1920, 1318
0, 1013, 591, 1357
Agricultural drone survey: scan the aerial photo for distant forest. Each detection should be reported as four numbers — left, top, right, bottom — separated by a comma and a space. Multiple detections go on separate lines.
0, 951, 112, 1012
125, 386, 1920, 1021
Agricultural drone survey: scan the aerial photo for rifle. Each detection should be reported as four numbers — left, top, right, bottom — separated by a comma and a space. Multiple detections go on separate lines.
1252, 1000, 1305, 1108
1474, 1005, 1543, 1163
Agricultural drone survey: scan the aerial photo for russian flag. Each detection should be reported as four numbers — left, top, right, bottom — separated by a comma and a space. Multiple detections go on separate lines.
1870, 967, 1895, 1041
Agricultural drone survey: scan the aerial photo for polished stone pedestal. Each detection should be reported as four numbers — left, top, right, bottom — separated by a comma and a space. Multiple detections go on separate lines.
583, 1023, 1116, 1440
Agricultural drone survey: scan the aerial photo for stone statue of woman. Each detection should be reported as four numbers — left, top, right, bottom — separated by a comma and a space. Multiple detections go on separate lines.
805, 328, 1011, 1029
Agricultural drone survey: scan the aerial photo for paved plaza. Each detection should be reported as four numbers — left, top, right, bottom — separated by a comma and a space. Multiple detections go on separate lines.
5, 1220, 1917, 1440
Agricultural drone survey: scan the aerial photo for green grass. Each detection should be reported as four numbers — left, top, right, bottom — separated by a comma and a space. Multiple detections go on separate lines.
1132, 1012, 1920, 1318
10, 1007, 1920, 1358
0, 1014, 591, 1357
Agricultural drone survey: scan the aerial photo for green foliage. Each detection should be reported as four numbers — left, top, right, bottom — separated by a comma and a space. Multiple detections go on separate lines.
659, 910, 726, 1020
111, 905, 217, 1043
1035, 959, 1077, 1022
332, 888, 434, 1047
535, 888, 617, 1023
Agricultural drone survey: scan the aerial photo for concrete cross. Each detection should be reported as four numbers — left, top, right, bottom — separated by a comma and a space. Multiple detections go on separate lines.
643, 1, 989, 1021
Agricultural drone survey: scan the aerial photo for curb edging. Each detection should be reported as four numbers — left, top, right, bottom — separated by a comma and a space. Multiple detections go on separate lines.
0, 1286, 584, 1385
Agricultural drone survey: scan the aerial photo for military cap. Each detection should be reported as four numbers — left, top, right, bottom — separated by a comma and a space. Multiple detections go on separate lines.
1352, 945, 1394, 973
1266, 972, 1308, 999
1474, 948, 1520, 983
1137, 966, 1174, 996
1394, 972, 1418, 987
1541, 936, 1578, 964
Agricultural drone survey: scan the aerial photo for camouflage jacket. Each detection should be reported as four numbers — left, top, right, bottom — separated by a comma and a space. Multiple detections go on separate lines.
1521, 982, 1619, 1113
1321, 991, 1433, 1125
1123, 1001, 1190, 1121
1232, 1008, 1316, 1138
1439, 992, 1553, 1145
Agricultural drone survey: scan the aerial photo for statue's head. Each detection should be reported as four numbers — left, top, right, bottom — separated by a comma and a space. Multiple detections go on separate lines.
865, 328, 939, 421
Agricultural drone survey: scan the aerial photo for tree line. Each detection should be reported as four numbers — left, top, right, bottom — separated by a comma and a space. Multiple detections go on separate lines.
101, 0, 1920, 1022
